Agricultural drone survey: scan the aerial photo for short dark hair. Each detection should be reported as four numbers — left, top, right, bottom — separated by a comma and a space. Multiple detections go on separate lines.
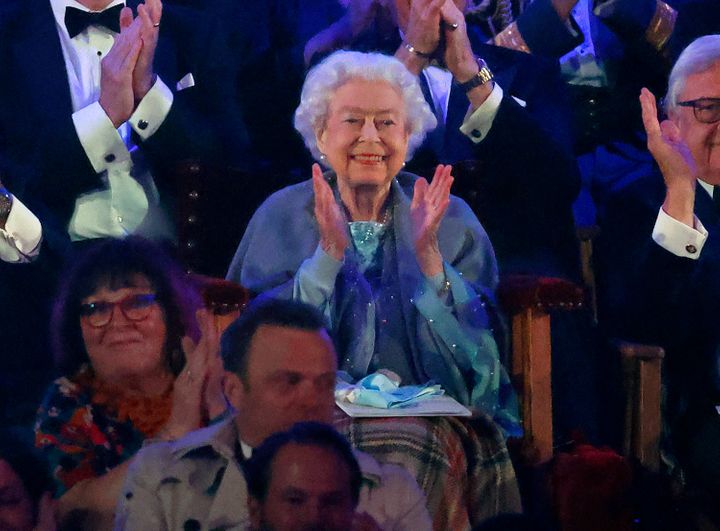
220, 297, 327, 381
52, 237, 201, 377
244, 421, 362, 505
0, 430, 52, 510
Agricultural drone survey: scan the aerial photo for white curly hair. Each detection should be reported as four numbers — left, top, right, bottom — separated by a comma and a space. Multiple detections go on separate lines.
294, 50, 437, 164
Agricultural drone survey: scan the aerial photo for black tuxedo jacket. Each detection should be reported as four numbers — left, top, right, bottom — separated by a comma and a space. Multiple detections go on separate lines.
597, 170, 720, 425
0, 0, 247, 256
416, 37, 581, 280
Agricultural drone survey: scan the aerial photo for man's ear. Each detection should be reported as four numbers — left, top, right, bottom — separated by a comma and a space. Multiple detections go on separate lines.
223, 372, 246, 411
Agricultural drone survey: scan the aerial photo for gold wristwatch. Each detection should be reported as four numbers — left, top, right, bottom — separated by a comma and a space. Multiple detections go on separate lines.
458, 57, 494, 93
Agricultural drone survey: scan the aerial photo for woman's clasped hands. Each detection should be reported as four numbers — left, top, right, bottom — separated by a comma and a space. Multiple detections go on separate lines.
159, 309, 228, 441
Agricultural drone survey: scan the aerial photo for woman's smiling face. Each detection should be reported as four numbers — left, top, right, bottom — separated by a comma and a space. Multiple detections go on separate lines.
316, 78, 410, 191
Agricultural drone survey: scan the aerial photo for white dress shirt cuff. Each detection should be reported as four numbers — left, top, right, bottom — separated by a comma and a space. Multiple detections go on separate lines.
0, 197, 42, 263
130, 76, 173, 140
652, 206, 708, 259
73, 102, 131, 173
459, 83, 504, 143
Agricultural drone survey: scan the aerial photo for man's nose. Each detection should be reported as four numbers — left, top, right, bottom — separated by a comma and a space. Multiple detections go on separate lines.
299, 500, 321, 525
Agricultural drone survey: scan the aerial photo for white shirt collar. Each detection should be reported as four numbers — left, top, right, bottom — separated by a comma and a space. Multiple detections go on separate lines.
697, 178, 715, 199
50, 0, 126, 37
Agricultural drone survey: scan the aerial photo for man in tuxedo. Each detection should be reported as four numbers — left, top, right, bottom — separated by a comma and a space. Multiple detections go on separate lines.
0, 0, 245, 426
596, 35, 720, 515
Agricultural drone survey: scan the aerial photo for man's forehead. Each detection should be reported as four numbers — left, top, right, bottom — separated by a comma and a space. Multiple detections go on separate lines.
270, 444, 352, 485
247, 324, 336, 370
681, 62, 720, 98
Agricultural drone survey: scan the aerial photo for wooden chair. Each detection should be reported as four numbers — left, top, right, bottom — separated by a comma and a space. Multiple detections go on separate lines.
191, 274, 251, 333
497, 275, 585, 463
616, 341, 665, 472
577, 225, 665, 471
193, 271, 578, 465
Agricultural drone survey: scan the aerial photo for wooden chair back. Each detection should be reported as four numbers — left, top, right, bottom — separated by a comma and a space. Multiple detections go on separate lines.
191, 275, 251, 333
498, 275, 585, 463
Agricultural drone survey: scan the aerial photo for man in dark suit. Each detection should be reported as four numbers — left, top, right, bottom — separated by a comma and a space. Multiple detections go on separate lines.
0, 0, 245, 426
596, 35, 720, 514
0, 0, 245, 255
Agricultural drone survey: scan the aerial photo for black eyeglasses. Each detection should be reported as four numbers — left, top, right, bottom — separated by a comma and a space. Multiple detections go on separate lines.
676, 97, 720, 124
79, 293, 158, 328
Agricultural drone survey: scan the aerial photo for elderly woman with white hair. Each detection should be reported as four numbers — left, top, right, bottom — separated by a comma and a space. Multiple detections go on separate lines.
228, 50, 519, 434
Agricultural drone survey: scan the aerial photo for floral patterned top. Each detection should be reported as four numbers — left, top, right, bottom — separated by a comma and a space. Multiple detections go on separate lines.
34, 365, 172, 497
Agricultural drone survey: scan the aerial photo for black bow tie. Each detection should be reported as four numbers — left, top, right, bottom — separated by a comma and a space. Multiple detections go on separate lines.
64, 4, 123, 39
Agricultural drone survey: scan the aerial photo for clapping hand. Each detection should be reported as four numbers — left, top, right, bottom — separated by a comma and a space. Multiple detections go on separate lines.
313, 163, 349, 261
640, 87, 697, 225
410, 164, 453, 277
99, 7, 142, 127
99, 0, 162, 127
161, 309, 225, 440
133, 0, 162, 101
403, 0, 445, 60
439, 0, 476, 81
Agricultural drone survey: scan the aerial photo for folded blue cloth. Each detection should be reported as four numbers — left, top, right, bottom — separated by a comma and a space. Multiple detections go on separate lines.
335, 372, 444, 409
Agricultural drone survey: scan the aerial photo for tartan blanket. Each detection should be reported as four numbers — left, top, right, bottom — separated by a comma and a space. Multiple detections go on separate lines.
334, 410, 522, 530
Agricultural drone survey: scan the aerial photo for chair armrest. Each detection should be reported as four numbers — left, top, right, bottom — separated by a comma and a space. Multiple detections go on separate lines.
614, 340, 664, 471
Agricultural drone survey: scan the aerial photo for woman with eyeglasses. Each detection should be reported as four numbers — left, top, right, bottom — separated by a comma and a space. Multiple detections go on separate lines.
33, 237, 227, 530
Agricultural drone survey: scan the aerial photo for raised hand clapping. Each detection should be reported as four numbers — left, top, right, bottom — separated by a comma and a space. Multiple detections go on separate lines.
410, 164, 453, 277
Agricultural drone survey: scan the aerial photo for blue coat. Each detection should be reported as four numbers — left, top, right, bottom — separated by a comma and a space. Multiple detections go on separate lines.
227, 171, 520, 435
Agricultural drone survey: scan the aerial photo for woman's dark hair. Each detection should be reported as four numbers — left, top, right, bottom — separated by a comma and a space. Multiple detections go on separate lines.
52, 237, 201, 377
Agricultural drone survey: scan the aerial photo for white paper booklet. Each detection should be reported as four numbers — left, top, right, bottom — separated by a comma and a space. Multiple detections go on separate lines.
336, 394, 472, 418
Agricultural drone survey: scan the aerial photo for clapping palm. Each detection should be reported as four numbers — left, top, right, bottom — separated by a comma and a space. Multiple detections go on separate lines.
410, 164, 453, 277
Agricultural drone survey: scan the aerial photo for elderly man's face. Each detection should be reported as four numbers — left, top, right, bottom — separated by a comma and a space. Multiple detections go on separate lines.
316, 78, 409, 191
248, 443, 356, 531
672, 60, 720, 184
393, 0, 467, 31
224, 325, 337, 447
